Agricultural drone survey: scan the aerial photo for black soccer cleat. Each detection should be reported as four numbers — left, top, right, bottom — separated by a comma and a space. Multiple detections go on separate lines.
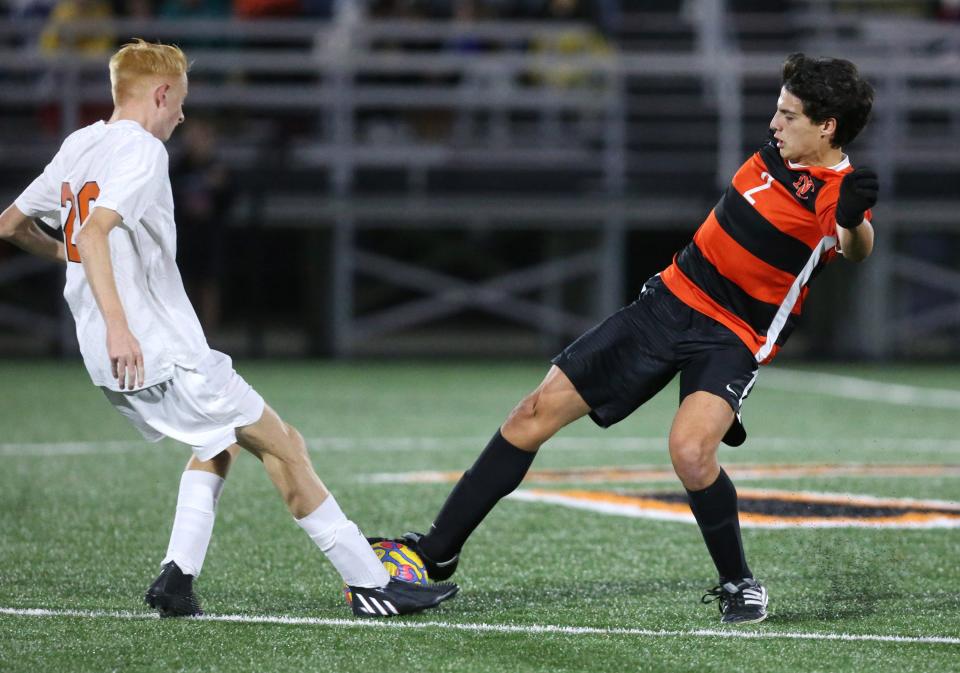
347, 578, 459, 618
701, 578, 768, 624
367, 532, 460, 582
144, 561, 203, 618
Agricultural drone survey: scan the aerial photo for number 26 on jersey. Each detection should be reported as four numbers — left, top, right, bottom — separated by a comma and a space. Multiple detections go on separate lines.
60, 181, 100, 263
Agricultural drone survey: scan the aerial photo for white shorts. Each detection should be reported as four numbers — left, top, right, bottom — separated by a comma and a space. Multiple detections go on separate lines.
103, 350, 265, 461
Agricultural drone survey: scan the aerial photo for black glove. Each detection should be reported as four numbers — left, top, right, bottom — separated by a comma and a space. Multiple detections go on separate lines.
835, 167, 878, 229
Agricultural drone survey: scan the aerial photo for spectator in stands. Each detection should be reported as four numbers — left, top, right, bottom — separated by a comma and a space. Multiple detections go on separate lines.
37, 0, 114, 135
527, 0, 612, 89
521, 0, 611, 146
233, 0, 300, 19
448, 0, 488, 53
171, 118, 232, 333
39, 0, 113, 53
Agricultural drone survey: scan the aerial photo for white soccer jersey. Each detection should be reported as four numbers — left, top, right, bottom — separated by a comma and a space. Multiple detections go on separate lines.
15, 119, 210, 390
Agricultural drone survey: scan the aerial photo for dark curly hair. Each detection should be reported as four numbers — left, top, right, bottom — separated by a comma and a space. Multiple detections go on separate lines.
782, 53, 874, 148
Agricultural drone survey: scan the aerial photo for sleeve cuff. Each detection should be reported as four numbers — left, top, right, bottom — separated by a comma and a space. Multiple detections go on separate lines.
91, 200, 132, 230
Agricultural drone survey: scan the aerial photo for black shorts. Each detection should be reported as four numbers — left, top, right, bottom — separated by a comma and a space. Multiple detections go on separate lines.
551, 275, 758, 446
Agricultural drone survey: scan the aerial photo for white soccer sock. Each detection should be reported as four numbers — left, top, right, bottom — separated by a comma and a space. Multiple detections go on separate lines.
295, 495, 390, 589
161, 470, 225, 577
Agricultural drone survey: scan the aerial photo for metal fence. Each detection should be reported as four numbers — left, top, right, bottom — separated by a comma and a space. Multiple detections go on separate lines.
1, 5, 958, 358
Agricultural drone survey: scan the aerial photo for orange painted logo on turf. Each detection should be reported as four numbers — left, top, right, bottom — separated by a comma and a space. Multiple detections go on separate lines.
365, 463, 960, 485
365, 463, 960, 529
508, 488, 960, 529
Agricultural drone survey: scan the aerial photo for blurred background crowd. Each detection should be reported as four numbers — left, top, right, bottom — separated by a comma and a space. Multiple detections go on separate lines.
0, 0, 958, 361
5, 0, 960, 27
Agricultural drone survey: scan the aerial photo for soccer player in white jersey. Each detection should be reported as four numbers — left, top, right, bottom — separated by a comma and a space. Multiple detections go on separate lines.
0, 39, 457, 618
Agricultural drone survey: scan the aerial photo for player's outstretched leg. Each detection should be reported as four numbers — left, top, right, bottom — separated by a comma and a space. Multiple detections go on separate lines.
395, 365, 590, 581
669, 391, 767, 624
145, 445, 240, 617
235, 404, 458, 616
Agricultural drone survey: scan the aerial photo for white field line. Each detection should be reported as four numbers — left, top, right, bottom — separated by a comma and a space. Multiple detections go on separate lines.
1, 607, 958, 646
6, 435, 960, 457
764, 368, 960, 409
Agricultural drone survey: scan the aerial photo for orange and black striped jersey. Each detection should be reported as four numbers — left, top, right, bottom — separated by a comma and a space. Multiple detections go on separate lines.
660, 141, 873, 364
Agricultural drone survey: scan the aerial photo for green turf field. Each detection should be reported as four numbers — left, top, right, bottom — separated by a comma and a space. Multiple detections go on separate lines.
1, 359, 958, 672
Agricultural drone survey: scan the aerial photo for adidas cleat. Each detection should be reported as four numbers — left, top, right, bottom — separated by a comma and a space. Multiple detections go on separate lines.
347, 578, 459, 618
144, 561, 203, 618
702, 578, 768, 624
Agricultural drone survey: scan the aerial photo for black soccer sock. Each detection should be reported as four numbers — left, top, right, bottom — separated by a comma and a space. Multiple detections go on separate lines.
686, 468, 753, 583
420, 429, 536, 562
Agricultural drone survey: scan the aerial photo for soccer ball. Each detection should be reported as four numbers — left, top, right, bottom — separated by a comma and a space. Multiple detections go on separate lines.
344, 540, 428, 604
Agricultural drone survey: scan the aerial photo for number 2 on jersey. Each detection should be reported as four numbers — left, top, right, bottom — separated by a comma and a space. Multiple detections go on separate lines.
60, 181, 100, 263
742, 172, 774, 205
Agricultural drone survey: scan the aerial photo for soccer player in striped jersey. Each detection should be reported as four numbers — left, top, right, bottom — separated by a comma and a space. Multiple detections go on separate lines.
386, 53, 878, 624
0, 39, 457, 619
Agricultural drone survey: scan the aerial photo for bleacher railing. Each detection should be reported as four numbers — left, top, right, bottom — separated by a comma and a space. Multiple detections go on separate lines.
0, 12, 958, 357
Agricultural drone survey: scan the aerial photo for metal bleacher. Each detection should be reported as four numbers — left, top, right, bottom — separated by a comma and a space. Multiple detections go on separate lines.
0, 2, 958, 358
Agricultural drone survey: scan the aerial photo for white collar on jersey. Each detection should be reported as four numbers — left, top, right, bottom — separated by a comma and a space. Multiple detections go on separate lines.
787, 154, 850, 172
104, 119, 151, 135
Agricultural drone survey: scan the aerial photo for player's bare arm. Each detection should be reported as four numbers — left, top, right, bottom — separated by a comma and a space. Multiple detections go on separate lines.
75, 205, 144, 390
0, 203, 66, 262
837, 219, 874, 262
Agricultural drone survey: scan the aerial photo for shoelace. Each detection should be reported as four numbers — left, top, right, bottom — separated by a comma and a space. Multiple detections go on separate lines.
701, 584, 746, 613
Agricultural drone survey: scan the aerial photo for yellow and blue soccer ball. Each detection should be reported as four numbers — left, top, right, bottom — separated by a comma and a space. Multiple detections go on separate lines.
344, 540, 428, 604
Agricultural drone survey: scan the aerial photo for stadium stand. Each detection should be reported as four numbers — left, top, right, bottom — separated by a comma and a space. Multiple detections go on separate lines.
0, 0, 957, 358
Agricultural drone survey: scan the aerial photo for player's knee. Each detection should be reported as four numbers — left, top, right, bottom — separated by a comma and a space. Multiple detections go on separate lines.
284, 422, 304, 444
668, 437, 717, 481
283, 423, 310, 457
505, 392, 547, 434
508, 393, 536, 420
